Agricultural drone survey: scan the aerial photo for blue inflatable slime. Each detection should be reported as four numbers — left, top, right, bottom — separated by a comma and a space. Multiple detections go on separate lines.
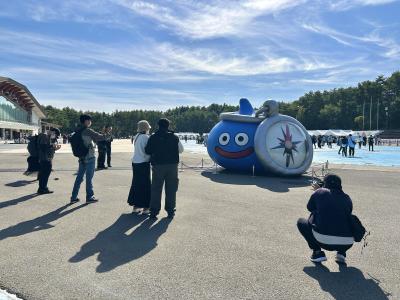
207, 98, 313, 176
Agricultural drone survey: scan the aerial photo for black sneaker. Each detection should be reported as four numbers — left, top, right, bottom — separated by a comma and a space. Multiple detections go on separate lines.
310, 250, 327, 263
97, 166, 107, 170
149, 214, 158, 220
70, 198, 80, 204
335, 252, 347, 264
38, 189, 54, 195
86, 197, 99, 203
167, 212, 175, 219
108, 165, 112, 168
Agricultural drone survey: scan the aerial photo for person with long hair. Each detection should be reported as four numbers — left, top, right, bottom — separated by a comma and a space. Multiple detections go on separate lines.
128, 120, 152, 214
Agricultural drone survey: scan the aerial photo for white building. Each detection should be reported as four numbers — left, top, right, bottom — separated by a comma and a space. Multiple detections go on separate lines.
0, 77, 46, 141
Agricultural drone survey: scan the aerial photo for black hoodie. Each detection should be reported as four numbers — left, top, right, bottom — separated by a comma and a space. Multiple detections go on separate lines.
145, 130, 180, 165
308, 188, 353, 238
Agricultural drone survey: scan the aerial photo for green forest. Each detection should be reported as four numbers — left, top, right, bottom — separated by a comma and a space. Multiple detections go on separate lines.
44, 71, 400, 137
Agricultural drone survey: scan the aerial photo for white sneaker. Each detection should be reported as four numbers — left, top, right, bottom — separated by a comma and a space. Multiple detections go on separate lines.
142, 208, 151, 215
132, 207, 141, 213
335, 253, 346, 264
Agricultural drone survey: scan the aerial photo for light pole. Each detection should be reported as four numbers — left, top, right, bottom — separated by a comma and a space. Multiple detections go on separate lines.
385, 107, 389, 129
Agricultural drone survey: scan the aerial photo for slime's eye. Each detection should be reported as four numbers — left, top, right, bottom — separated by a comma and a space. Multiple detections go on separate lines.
219, 133, 230, 145
235, 133, 249, 146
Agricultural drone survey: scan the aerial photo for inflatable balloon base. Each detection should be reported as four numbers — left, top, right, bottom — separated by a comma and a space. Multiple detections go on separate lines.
207, 98, 313, 176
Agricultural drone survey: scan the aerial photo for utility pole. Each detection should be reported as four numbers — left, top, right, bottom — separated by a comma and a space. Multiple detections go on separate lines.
369, 96, 372, 131
377, 98, 380, 130
362, 100, 365, 130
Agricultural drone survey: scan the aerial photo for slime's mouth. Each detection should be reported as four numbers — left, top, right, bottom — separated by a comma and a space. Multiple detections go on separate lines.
215, 146, 254, 159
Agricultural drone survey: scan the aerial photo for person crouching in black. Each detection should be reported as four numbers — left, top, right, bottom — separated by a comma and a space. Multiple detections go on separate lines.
37, 128, 61, 194
297, 174, 354, 264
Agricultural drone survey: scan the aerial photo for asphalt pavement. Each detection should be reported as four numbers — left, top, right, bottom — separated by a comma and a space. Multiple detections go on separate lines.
0, 152, 398, 299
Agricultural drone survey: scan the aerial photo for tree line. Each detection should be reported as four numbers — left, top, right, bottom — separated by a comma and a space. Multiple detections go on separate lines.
43, 71, 400, 137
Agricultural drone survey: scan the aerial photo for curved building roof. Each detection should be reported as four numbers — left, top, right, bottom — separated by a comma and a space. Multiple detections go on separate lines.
0, 77, 46, 119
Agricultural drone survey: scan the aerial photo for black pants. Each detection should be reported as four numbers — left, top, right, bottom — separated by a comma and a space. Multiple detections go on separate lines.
341, 147, 347, 157
106, 144, 111, 166
297, 218, 352, 254
27, 156, 40, 172
150, 164, 179, 215
349, 147, 355, 157
38, 160, 52, 191
97, 149, 106, 168
128, 162, 151, 208
369, 143, 374, 151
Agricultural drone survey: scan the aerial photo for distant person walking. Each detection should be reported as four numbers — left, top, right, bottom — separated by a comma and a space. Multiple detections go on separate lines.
70, 114, 107, 204
317, 135, 322, 149
312, 135, 317, 149
348, 134, 356, 157
297, 174, 354, 264
145, 118, 184, 219
128, 120, 152, 215
327, 136, 333, 148
363, 135, 367, 146
368, 135, 374, 151
341, 136, 348, 157
37, 128, 61, 194
337, 136, 343, 155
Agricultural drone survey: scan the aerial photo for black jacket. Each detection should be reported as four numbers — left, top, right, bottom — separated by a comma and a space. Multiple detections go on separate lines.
145, 130, 180, 165
307, 188, 353, 237
37, 133, 55, 162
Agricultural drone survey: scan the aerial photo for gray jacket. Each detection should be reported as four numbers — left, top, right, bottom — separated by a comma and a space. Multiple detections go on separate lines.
78, 126, 106, 161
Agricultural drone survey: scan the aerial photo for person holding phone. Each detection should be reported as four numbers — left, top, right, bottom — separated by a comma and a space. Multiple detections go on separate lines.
297, 174, 354, 264
37, 128, 61, 194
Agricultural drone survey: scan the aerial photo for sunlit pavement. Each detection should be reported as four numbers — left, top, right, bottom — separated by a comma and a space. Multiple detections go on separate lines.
0, 151, 398, 299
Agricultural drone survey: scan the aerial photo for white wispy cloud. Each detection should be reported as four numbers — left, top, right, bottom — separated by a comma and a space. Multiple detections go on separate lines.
1, 0, 399, 110
302, 23, 400, 58
116, 0, 307, 39
0, 28, 335, 77
328, 0, 399, 11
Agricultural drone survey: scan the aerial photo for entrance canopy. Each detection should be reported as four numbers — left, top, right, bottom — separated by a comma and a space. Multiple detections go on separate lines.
0, 77, 46, 119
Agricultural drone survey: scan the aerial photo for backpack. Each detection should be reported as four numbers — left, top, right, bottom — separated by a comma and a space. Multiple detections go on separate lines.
70, 128, 89, 158
350, 214, 366, 242
27, 135, 39, 157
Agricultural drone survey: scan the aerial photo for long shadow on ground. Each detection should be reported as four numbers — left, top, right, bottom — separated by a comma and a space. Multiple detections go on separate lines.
201, 170, 312, 193
69, 214, 171, 273
0, 203, 88, 241
0, 193, 39, 209
304, 264, 391, 300
5, 179, 37, 187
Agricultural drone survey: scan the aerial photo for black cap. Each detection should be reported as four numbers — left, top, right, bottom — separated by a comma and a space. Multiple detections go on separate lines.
323, 174, 342, 190
158, 118, 170, 129
80, 114, 92, 124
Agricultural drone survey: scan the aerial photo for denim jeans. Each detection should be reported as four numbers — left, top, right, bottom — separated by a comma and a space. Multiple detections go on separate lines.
71, 157, 96, 200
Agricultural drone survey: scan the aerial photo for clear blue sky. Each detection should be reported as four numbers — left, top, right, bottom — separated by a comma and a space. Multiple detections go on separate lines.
1, 0, 399, 111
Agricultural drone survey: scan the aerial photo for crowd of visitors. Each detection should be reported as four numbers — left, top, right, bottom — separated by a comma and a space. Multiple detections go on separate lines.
311, 133, 377, 157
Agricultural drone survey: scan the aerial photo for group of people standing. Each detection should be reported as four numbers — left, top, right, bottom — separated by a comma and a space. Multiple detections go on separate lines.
311, 133, 377, 157
128, 118, 184, 219
25, 114, 184, 220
